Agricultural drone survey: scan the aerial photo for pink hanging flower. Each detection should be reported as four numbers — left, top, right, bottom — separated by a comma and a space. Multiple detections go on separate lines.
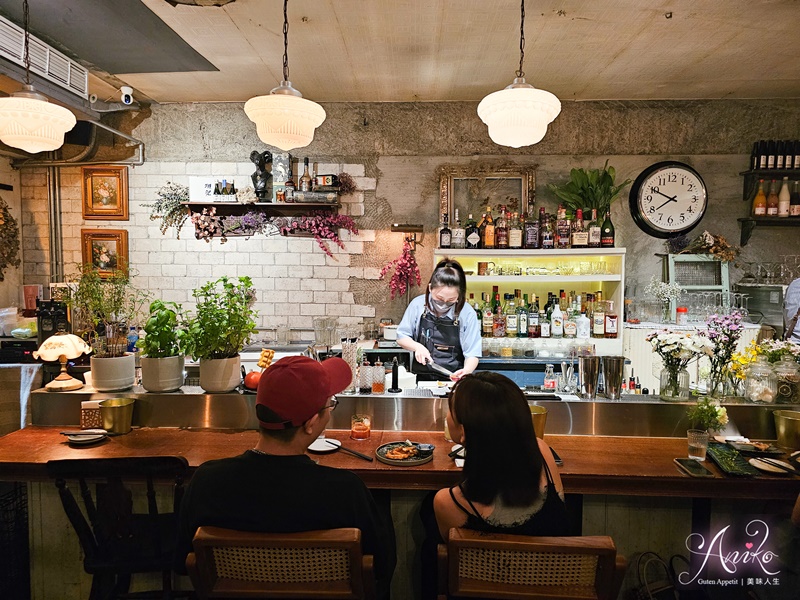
380, 239, 421, 299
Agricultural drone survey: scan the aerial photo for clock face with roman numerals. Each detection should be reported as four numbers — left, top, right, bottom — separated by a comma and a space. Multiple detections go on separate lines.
629, 161, 707, 238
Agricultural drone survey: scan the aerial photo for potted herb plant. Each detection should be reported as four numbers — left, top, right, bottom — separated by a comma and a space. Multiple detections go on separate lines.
547, 160, 631, 217
137, 300, 189, 392
186, 276, 258, 393
66, 264, 150, 391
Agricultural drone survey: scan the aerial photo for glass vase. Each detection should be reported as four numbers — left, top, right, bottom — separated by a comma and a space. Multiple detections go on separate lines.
660, 367, 689, 401
661, 301, 673, 324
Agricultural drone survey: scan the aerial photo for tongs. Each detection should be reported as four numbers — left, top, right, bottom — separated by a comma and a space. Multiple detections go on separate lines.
426, 360, 454, 378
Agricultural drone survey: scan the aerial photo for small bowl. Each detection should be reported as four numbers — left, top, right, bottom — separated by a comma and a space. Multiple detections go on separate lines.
416, 443, 435, 458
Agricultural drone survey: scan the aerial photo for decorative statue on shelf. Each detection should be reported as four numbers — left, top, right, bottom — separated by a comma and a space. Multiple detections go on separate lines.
250, 150, 273, 201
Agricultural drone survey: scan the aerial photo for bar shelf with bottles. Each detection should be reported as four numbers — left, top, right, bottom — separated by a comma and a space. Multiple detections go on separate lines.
434, 248, 626, 356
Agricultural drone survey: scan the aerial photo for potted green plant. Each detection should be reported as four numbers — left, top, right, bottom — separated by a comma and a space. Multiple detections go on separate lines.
66, 264, 150, 391
547, 160, 631, 217
186, 276, 258, 393
137, 300, 189, 392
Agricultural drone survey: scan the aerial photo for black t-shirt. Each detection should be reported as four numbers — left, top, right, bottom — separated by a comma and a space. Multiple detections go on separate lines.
175, 451, 396, 594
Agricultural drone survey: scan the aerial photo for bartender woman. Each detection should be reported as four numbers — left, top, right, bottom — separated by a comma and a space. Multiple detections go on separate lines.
397, 259, 481, 380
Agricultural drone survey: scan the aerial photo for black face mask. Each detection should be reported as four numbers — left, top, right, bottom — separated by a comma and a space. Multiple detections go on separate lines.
430, 299, 455, 314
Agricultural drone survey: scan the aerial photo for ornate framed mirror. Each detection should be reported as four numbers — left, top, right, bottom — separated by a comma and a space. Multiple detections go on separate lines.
438, 163, 536, 223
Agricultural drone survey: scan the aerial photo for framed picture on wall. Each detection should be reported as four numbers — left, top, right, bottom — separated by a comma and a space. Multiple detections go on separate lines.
438, 164, 536, 223
81, 229, 128, 277
81, 166, 129, 220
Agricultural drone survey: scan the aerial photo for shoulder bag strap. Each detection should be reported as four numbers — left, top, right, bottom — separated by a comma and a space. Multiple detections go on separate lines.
784, 306, 800, 341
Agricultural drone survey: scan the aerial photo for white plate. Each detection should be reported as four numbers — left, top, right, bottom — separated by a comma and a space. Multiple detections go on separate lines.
307, 438, 342, 453
67, 434, 107, 445
748, 458, 793, 474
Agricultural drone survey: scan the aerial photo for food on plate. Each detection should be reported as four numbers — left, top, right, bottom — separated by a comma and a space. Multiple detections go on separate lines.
751, 441, 771, 451
385, 445, 419, 460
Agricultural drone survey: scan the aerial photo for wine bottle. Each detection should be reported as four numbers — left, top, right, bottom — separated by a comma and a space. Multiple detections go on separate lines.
752, 179, 767, 216
766, 180, 779, 216
790, 180, 800, 217
778, 177, 791, 217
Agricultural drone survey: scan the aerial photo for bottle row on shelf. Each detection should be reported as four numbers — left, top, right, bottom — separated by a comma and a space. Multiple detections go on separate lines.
751, 177, 800, 217
439, 205, 616, 250
468, 286, 619, 340
750, 140, 800, 171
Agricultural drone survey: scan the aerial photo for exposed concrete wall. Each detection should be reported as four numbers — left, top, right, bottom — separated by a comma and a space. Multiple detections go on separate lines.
11, 99, 800, 326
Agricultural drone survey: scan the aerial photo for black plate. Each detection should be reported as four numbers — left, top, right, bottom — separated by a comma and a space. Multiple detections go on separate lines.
726, 441, 783, 456
376, 442, 434, 466
707, 442, 758, 476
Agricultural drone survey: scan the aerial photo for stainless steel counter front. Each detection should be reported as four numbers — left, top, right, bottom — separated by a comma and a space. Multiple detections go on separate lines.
28, 387, 793, 440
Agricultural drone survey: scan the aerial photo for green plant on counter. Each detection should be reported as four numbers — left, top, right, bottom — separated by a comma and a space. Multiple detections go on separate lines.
547, 160, 631, 216
186, 276, 258, 360
136, 300, 188, 358
686, 396, 729, 431
66, 264, 151, 357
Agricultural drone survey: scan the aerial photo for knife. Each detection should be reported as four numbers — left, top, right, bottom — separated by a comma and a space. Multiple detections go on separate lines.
427, 360, 454, 378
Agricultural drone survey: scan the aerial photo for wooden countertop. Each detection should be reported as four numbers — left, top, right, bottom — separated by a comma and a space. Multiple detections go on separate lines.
0, 426, 798, 500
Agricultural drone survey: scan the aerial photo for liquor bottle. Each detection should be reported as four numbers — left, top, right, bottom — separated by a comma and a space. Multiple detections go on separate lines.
592, 300, 606, 338
451, 209, 466, 248
481, 293, 494, 337
784, 141, 794, 172
587, 208, 601, 248
750, 141, 759, 170
492, 297, 506, 338
576, 312, 591, 339
495, 206, 509, 249
776, 141, 786, 170
540, 213, 555, 249
767, 140, 777, 169
465, 214, 481, 248
604, 300, 619, 339
503, 293, 517, 337
778, 177, 791, 217
524, 211, 540, 249
752, 179, 767, 216
600, 211, 615, 248
539, 310, 550, 338
439, 213, 452, 248
508, 212, 523, 249
483, 208, 496, 249
528, 294, 540, 338
766, 180, 779, 216
758, 140, 769, 170
285, 162, 295, 195
794, 140, 800, 170
563, 305, 577, 338
300, 157, 313, 192
550, 302, 564, 338
790, 181, 800, 217
571, 208, 589, 248
517, 293, 528, 338
555, 206, 570, 249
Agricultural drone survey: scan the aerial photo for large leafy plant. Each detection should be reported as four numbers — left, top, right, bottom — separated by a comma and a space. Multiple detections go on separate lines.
547, 160, 631, 216
187, 276, 258, 360
66, 264, 150, 357
137, 300, 188, 358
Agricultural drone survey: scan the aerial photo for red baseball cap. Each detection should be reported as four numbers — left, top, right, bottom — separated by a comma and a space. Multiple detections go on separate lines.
256, 356, 352, 429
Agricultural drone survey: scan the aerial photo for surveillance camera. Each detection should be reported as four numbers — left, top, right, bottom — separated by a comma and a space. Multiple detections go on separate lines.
120, 86, 134, 105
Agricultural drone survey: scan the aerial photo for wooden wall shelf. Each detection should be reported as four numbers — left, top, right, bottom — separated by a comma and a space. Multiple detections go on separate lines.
181, 201, 339, 217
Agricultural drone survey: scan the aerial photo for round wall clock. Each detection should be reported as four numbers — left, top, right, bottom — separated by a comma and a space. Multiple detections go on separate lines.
628, 161, 708, 238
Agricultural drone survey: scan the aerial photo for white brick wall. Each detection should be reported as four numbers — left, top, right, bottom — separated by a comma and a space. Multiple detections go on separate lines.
17, 161, 376, 335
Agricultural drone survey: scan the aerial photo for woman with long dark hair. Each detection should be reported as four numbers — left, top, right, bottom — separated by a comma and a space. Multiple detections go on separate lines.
396, 258, 481, 381
433, 371, 569, 539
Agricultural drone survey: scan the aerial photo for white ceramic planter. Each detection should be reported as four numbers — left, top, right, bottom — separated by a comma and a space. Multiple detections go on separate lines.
90, 353, 136, 391
141, 355, 185, 393
199, 356, 241, 393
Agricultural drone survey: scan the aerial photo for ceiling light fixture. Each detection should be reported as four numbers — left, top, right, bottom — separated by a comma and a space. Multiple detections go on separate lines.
0, 0, 76, 154
477, 0, 560, 148
244, 0, 325, 152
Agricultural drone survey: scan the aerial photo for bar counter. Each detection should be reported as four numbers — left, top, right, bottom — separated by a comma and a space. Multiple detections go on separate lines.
1, 426, 798, 500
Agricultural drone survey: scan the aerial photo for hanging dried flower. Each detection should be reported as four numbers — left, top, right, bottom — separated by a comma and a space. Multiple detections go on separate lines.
145, 182, 190, 239
380, 239, 422, 299
338, 172, 358, 195
0, 197, 21, 282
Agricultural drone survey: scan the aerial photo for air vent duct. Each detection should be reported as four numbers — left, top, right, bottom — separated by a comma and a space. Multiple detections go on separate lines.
0, 14, 88, 99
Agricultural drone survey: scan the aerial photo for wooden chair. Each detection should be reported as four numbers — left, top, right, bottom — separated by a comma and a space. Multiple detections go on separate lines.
46, 456, 189, 600
185, 526, 375, 600
437, 529, 626, 600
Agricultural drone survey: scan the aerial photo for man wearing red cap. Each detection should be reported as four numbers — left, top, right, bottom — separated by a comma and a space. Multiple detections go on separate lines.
175, 356, 395, 598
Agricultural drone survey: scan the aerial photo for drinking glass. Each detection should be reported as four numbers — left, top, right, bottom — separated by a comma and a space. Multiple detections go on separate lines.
687, 429, 709, 461
350, 414, 372, 440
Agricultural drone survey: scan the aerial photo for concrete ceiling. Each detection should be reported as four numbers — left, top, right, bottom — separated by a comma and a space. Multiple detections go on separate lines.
1, 0, 799, 105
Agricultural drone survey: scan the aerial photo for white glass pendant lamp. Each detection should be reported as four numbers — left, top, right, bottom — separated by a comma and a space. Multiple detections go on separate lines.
0, 1, 76, 153
477, 0, 560, 148
244, 0, 325, 152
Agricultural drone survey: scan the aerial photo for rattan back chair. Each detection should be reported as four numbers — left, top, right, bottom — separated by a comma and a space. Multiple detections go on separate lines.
46, 456, 189, 600
186, 526, 376, 600
437, 529, 626, 600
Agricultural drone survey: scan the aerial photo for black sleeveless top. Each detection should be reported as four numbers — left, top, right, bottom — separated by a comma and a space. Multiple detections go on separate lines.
448, 461, 569, 536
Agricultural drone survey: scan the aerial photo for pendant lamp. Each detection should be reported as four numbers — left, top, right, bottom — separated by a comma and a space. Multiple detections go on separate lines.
477, 0, 560, 148
244, 0, 325, 152
0, 0, 76, 153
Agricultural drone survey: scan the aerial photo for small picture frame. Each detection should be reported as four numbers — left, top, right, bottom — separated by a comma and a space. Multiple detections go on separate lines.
82, 166, 128, 220
81, 229, 128, 277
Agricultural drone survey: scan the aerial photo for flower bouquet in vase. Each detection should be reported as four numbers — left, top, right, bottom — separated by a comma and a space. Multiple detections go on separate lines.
645, 329, 707, 401
699, 312, 743, 397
